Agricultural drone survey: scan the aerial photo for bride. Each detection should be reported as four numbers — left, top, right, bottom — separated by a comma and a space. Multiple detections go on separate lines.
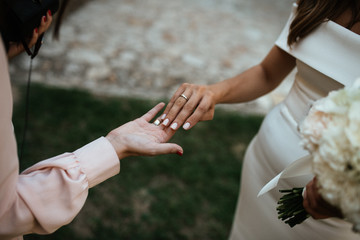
157, 0, 360, 239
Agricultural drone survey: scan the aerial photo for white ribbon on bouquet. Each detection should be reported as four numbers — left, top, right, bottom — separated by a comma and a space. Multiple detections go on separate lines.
257, 155, 312, 197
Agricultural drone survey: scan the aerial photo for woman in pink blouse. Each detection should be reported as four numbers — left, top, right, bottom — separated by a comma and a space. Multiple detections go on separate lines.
0, 1, 183, 239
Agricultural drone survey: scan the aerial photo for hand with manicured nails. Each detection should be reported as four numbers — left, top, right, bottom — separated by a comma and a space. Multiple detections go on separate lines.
106, 102, 183, 159
159, 83, 216, 131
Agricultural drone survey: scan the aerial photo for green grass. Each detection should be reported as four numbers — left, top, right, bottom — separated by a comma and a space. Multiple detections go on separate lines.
13, 83, 263, 240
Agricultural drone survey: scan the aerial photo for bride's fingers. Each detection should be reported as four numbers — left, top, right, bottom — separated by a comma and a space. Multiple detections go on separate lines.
162, 84, 187, 117
141, 102, 166, 122
182, 102, 214, 130
168, 92, 205, 130
161, 90, 192, 127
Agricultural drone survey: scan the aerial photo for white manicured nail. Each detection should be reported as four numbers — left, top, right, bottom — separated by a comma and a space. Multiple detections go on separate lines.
170, 122, 178, 130
161, 114, 166, 120
183, 122, 191, 130
162, 119, 169, 126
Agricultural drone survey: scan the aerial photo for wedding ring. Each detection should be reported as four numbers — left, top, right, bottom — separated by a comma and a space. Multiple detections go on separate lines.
153, 119, 161, 126
180, 94, 189, 101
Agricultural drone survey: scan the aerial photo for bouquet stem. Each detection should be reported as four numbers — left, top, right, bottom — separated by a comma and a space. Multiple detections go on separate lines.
277, 188, 310, 227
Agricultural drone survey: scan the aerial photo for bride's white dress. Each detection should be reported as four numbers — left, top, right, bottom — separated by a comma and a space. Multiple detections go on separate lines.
229, 4, 360, 240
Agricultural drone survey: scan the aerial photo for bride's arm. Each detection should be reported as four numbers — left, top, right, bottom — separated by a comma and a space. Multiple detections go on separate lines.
159, 46, 296, 130
210, 45, 296, 104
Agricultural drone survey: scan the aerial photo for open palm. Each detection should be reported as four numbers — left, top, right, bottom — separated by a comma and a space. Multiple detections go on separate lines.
106, 103, 182, 158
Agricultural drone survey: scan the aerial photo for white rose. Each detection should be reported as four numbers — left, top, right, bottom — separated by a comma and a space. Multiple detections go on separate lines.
318, 128, 348, 171
315, 90, 349, 115
299, 108, 332, 151
299, 78, 360, 230
345, 102, 360, 147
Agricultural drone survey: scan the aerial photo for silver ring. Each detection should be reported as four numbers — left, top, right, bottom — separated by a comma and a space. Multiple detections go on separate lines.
153, 119, 161, 126
180, 94, 189, 101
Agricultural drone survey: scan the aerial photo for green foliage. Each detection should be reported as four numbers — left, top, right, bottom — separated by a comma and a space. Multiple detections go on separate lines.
13, 83, 263, 240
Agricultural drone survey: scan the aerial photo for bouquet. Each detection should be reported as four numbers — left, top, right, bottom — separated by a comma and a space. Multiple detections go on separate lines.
276, 78, 360, 231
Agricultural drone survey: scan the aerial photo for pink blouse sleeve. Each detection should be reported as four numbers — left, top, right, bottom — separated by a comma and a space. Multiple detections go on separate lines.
0, 42, 120, 239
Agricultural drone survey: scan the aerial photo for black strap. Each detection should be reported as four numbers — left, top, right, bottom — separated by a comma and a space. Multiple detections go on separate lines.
20, 33, 44, 59
32, 33, 44, 58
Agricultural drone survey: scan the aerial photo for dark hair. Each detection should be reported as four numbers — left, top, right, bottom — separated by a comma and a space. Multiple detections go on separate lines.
288, 0, 360, 46
0, 0, 70, 45
53, 0, 70, 38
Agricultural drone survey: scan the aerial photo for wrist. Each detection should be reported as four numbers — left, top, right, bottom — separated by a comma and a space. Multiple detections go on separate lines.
105, 133, 129, 160
208, 83, 225, 104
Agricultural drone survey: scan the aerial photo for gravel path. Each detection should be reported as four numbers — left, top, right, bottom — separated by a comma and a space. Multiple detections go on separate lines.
10, 0, 294, 114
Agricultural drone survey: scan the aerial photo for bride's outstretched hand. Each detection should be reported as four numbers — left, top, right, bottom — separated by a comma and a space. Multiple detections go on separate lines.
158, 83, 216, 131
303, 177, 343, 220
106, 102, 183, 159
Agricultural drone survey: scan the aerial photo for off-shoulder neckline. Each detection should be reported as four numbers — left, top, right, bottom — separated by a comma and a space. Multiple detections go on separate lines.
327, 20, 360, 37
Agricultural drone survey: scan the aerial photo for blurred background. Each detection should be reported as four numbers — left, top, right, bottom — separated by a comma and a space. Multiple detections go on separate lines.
8, 0, 294, 239
10, 0, 294, 115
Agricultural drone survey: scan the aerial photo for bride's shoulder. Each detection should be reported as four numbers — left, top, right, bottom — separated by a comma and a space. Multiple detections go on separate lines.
332, 9, 360, 35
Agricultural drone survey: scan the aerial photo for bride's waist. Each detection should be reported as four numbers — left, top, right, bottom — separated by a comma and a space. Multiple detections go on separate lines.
280, 74, 327, 129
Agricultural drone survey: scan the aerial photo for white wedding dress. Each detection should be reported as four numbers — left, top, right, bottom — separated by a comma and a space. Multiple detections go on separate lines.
229, 3, 360, 240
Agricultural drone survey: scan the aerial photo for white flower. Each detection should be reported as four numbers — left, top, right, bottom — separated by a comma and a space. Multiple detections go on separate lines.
299, 79, 360, 232
346, 102, 360, 147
